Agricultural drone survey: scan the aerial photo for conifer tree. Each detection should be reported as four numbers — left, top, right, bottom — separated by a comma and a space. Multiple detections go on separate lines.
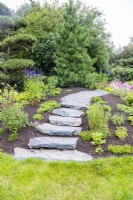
0, 18, 36, 87
52, 0, 94, 86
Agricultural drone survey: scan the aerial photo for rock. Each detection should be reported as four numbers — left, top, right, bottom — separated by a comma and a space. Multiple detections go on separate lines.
49, 116, 82, 127
14, 147, 93, 162
36, 123, 82, 136
52, 108, 84, 117
60, 90, 109, 109
28, 136, 78, 150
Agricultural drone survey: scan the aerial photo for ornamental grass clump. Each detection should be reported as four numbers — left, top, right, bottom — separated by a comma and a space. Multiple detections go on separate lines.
87, 104, 110, 137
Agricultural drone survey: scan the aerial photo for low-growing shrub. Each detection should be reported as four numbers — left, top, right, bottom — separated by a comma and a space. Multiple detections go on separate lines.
128, 116, 133, 126
87, 104, 110, 137
91, 96, 104, 104
33, 114, 43, 121
37, 100, 60, 114
91, 132, 106, 145
108, 144, 133, 154
109, 66, 133, 82
111, 113, 125, 125
103, 87, 113, 93
114, 127, 128, 140
1, 103, 28, 136
80, 130, 92, 142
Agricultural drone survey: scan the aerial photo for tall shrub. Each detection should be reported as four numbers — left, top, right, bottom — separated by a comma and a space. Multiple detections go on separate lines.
52, 0, 95, 87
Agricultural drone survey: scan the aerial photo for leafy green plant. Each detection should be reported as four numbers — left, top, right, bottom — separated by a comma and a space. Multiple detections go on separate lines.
0, 128, 4, 136
95, 146, 104, 154
111, 113, 125, 125
46, 76, 62, 96
103, 105, 112, 112
114, 127, 128, 140
91, 96, 104, 104
24, 76, 47, 102
109, 66, 133, 82
87, 104, 110, 137
91, 132, 106, 145
116, 104, 133, 115
37, 100, 60, 114
8, 133, 18, 141
1, 103, 28, 136
80, 130, 92, 142
108, 144, 133, 154
128, 116, 133, 126
33, 114, 43, 121
123, 92, 133, 106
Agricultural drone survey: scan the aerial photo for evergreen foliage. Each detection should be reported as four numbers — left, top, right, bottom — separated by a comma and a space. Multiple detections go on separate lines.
0, 13, 36, 87
0, 34, 36, 51
14, 18, 28, 30
2, 59, 35, 70
52, 0, 95, 86
80, 6, 110, 72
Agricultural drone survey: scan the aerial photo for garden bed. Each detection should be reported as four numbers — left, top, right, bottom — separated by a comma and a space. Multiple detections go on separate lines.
0, 87, 133, 158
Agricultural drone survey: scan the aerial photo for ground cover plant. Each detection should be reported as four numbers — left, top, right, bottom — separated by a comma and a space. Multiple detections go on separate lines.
108, 144, 133, 154
36, 100, 60, 114
111, 113, 125, 125
0, 152, 133, 200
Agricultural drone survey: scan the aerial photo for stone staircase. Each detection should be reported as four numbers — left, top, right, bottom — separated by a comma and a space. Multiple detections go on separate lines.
14, 90, 108, 162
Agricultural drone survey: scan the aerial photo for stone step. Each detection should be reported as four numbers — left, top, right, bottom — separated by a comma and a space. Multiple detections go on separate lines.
14, 147, 93, 162
28, 137, 78, 150
60, 90, 109, 109
49, 116, 82, 127
36, 123, 82, 136
52, 108, 84, 117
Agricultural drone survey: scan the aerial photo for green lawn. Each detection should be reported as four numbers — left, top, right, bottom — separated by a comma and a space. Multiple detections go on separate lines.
0, 152, 133, 200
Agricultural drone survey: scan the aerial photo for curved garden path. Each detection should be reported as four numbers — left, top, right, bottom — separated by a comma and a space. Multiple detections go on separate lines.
14, 89, 108, 162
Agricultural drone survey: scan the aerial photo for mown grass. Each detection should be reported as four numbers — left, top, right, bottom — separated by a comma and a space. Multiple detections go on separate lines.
0, 152, 133, 200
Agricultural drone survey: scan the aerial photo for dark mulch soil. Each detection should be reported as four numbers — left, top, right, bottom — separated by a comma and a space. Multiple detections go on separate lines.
0, 87, 133, 158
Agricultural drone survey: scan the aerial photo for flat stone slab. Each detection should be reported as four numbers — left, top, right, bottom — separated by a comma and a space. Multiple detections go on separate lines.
28, 137, 78, 150
60, 89, 108, 109
14, 147, 93, 162
52, 108, 84, 117
49, 116, 82, 126
36, 123, 82, 136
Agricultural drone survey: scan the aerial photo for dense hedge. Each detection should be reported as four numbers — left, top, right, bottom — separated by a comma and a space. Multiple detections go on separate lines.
109, 66, 133, 81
